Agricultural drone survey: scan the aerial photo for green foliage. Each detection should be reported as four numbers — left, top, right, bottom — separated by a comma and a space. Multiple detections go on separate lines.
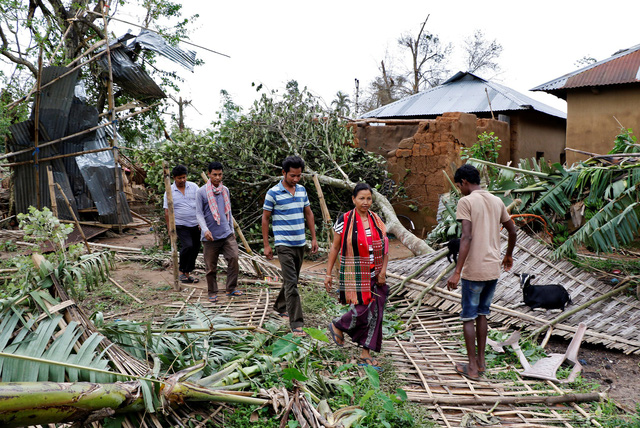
440, 127, 640, 257
609, 127, 638, 155
461, 132, 502, 177
96, 305, 243, 375
224, 405, 280, 428
589, 400, 640, 427
18, 207, 74, 259
134, 82, 389, 241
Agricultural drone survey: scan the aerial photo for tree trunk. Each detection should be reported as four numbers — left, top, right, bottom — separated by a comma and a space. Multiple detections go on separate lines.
0, 380, 267, 427
310, 173, 434, 255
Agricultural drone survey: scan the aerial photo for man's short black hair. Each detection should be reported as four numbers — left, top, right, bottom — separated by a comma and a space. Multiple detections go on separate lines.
172, 165, 188, 177
454, 164, 481, 185
208, 161, 224, 172
282, 156, 305, 173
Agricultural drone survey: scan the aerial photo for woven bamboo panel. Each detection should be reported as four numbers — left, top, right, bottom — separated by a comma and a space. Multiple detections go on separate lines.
195, 248, 282, 279
163, 281, 284, 329
385, 301, 598, 427
387, 230, 640, 354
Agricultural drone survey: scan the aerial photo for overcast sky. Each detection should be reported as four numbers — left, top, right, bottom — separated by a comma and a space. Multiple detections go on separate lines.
117, 0, 639, 130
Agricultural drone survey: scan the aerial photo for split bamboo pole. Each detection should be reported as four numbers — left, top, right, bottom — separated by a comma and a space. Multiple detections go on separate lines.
164, 162, 180, 291
108, 277, 143, 304
34, 47, 43, 209
100, 2, 123, 230
409, 392, 604, 406
311, 174, 332, 248
4, 146, 115, 168
55, 183, 91, 254
0, 104, 157, 162
46, 166, 57, 217
6, 46, 110, 112
389, 249, 448, 300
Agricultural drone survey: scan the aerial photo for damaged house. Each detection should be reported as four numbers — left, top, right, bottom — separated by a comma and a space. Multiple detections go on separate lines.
2, 30, 196, 227
353, 72, 567, 232
532, 43, 640, 165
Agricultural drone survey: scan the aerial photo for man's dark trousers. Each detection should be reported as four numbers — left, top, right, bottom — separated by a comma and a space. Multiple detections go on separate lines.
273, 246, 305, 329
203, 234, 239, 295
176, 225, 201, 274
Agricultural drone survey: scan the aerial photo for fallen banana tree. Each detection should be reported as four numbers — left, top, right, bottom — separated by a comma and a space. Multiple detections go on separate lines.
0, 363, 267, 428
430, 129, 640, 259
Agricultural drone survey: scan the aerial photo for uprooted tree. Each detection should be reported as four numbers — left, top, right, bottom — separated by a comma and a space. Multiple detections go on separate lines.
136, 81, 433, 255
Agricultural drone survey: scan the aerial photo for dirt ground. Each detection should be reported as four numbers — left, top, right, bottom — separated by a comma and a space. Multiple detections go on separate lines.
4, 224, 639, 412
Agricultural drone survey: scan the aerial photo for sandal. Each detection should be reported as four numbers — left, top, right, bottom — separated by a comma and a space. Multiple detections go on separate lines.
292, 328, 307, 337
455, 363, 480, 381
277, 312, 289, 319
358, 357, 383, 371
180, 274, 198, 284
327, 322, 344, 347
208, 295, 218, 303
226, 290, 244, 296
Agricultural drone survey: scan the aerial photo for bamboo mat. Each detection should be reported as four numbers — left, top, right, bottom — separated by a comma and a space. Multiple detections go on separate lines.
384, 301, 600, 427
387, 229, 640, 354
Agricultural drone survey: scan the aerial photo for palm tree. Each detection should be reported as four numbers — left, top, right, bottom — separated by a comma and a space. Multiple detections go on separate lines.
331, 91, 351, 117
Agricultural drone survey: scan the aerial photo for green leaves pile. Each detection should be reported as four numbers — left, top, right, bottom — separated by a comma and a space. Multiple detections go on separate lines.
429, 128, 640, 258
134, 81, 389, 239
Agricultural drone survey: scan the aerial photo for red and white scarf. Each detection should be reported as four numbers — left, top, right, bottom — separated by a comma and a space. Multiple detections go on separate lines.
206, 180, 231, 225
339, 209, 388, 305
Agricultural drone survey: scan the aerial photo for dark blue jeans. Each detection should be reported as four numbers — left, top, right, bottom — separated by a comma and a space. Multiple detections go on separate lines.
460, 279, 497, 321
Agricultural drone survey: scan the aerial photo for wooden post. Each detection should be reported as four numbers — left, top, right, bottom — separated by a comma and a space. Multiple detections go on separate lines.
55, 183, 91, 254
34, 47, 43, 209
46, 166, 57, 217
200, 171, 262, 276
100, 1, 123, 231
164, 161, 180, 291
312, 174, 332, 247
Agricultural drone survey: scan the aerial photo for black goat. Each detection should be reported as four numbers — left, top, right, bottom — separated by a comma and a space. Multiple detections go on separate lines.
515, 273, 572, 310
447, 238, 460, 264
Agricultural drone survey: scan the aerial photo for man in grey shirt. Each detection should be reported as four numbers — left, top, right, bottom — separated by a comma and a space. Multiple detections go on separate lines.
196, 162, 242, 302
164, 165, 200, 284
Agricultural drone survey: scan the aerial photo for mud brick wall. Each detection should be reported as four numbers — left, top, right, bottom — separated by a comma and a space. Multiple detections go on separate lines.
353, 113, 510, 233
385, 113, 474, 231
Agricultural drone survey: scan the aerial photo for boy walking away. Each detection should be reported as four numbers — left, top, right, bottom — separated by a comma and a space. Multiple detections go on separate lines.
446, 164, 517, 380
262, 156, 318, 337
196, 162, 242, 303
164, 165, 200, 284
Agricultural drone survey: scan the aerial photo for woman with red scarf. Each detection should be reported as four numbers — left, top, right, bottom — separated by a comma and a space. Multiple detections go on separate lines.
324, 183, 389, 370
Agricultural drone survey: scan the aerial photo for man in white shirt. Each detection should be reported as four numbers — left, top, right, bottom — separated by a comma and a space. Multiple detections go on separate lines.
164, 165, 200, 284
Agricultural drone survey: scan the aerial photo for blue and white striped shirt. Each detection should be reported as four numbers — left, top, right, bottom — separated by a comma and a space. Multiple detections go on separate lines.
263, 181, 310, 247
163, 181, 199, 227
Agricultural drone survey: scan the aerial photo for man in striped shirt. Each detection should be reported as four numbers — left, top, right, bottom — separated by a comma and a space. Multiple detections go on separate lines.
164, 165, 200, 284
262, 156, 318, 336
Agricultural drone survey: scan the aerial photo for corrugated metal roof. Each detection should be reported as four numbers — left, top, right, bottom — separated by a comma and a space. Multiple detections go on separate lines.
98, 47, 166, 100
532, 44, 640, 93
361, 72, 566, 119
132, 29, 197, 72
